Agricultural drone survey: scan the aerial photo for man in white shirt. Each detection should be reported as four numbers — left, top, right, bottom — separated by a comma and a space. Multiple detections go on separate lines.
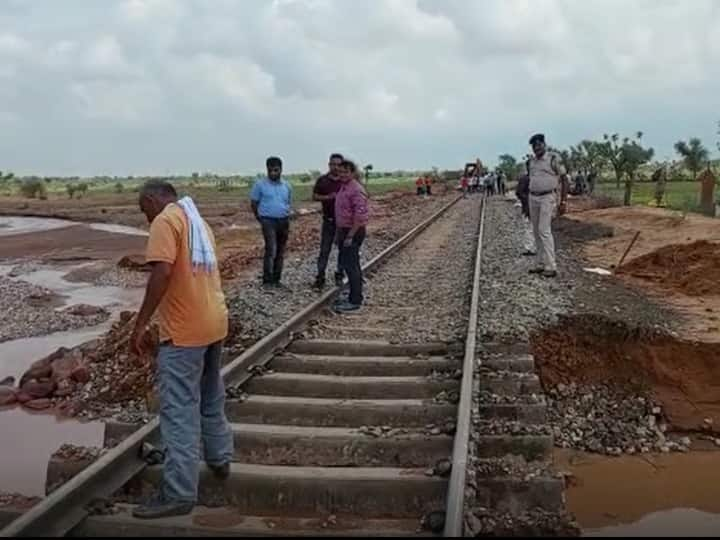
526, 133, 568, 278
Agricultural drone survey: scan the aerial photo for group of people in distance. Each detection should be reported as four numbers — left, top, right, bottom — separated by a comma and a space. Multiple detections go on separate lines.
249, 153, 369, 313
460, 167, 507, 197
415, 175, 434, 196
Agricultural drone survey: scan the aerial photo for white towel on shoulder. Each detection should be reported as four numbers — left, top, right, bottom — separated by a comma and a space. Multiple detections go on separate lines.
177, 196, 217, 274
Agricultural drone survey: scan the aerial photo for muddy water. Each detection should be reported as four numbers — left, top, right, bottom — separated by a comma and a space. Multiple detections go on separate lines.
0, 408, 103, 496
0, 216, 74, 236
14, 267, 142, 309
0, 216, 147, 238
0, 249, 143, 496
557, 449, 720, 536
87, 223, 147, 236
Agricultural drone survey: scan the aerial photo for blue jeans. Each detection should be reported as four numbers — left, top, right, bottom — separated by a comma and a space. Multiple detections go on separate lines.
337, 227, 366, 305
260, 217, 289, 283
157, 341, 234, 503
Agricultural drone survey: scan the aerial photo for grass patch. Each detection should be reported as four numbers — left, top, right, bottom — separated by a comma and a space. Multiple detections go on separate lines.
594, 181, 704, 213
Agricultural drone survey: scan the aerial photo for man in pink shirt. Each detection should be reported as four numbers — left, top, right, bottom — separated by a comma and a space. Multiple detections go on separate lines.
334, 159, 369, 313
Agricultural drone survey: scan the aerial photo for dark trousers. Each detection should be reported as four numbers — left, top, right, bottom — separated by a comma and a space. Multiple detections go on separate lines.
260, 217, 289, 283
337, 227, 366, 305
317, 218, 341, 278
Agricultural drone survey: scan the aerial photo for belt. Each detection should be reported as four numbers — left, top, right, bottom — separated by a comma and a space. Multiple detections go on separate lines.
530, 189, 555, 197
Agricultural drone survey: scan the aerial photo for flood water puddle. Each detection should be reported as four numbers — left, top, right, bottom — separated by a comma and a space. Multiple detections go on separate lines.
0, 408, 103, 496
556, 449, 720, 536
11, 267, 142, 309
0, 216, 147, 237
0, 216, 75, 236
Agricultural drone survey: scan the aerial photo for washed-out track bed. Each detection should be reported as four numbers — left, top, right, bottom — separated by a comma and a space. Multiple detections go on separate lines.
1, 194, 569, 537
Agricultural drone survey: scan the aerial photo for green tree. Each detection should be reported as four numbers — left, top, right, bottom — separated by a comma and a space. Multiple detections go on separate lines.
114, 182, 124, 194
599, 133, 626, 188
674, 138, 709, 181
619, 134, 654, 206
571, 140, 607, 176
497, 154, 518, 181
76, 182, 89, 198
66, 184, 77, 199
20, 178, 47, 199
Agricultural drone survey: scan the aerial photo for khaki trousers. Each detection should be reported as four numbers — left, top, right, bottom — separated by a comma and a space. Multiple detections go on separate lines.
529, 193, 557, 271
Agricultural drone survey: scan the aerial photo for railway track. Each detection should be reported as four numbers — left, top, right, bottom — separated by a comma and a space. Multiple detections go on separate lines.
1, 193, 561, 537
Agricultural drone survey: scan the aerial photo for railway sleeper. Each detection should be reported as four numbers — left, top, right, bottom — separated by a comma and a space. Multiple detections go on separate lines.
117, 463, 447, 519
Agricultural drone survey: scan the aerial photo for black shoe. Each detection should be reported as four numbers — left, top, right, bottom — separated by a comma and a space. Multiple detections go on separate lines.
542, 270, 558, 278
528, 267, 544, 274
313, 275, 326, 289
334, 301, 362, 313
132, 497, 194, 520
522, 251, 536, 257
334, 272, 344, 286
207, 462, 230, 480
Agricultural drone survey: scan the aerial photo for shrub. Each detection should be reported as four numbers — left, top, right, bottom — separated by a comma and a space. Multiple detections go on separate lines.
20, 179, 47, 199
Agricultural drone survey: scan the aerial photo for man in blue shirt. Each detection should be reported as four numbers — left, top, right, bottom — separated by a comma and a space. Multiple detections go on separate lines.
250, 156, 292, 286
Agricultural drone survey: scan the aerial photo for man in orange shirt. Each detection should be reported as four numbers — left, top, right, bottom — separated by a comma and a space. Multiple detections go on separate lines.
424, 176, 432, 196
415, 176, 425, 196
130, 180, 233, 519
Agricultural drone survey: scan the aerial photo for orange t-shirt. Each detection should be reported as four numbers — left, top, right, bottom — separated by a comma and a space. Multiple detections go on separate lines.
416, 178, 424, 187
145, 203, 228, 347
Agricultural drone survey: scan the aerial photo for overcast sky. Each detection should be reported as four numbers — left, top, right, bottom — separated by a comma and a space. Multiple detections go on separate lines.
1, 0, 718, 176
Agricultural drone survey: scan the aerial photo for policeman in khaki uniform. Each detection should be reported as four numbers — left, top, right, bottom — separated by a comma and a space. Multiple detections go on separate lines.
526, 133, 569, 278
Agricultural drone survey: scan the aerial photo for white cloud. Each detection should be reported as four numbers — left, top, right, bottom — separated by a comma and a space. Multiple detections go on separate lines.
0, 0, 717, 175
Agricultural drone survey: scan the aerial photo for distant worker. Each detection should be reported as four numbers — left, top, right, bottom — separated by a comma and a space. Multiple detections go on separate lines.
250, 156, 292, 287
485, 173, 496, 196
460, 175, 469, 198
334, 160, 369, 313
424, 176, 433, 196
416, 176, 425, 196
526, 133, 568, 278
587, 171, 597, 194
312, 153, 344, 289
574, 172, 586, 195
515, 173, 536, 256
496, 170, 507, 196
130, 180, 233, 519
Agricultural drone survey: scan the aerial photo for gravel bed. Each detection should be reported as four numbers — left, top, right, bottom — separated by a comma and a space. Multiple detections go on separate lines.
475, 198, 676, 345
471, 418, 552, 437
466, 508, 580, 537
0, 492, 41, 510
227, 194, 456, 347
304, 196, 481, 344
475, 390, 544, 405
0, 277, 109, 343
473, 456, 553, 479
547, 383, 692, 455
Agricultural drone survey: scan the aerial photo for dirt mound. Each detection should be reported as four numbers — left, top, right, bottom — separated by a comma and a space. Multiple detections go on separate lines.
619, 240, 720, 296
532, 314, 720, 432
9, 311, 158, 416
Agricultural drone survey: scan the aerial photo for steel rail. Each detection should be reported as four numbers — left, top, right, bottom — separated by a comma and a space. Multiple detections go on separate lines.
1, 194, 462, 538
443, 193, 487, 537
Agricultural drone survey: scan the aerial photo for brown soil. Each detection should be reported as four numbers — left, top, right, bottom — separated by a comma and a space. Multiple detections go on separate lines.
0, 225, 146, 262
570, 206, 720, 269
532, 315, 720, 432
618, 240, 720, 297
569, 205, 720, 342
